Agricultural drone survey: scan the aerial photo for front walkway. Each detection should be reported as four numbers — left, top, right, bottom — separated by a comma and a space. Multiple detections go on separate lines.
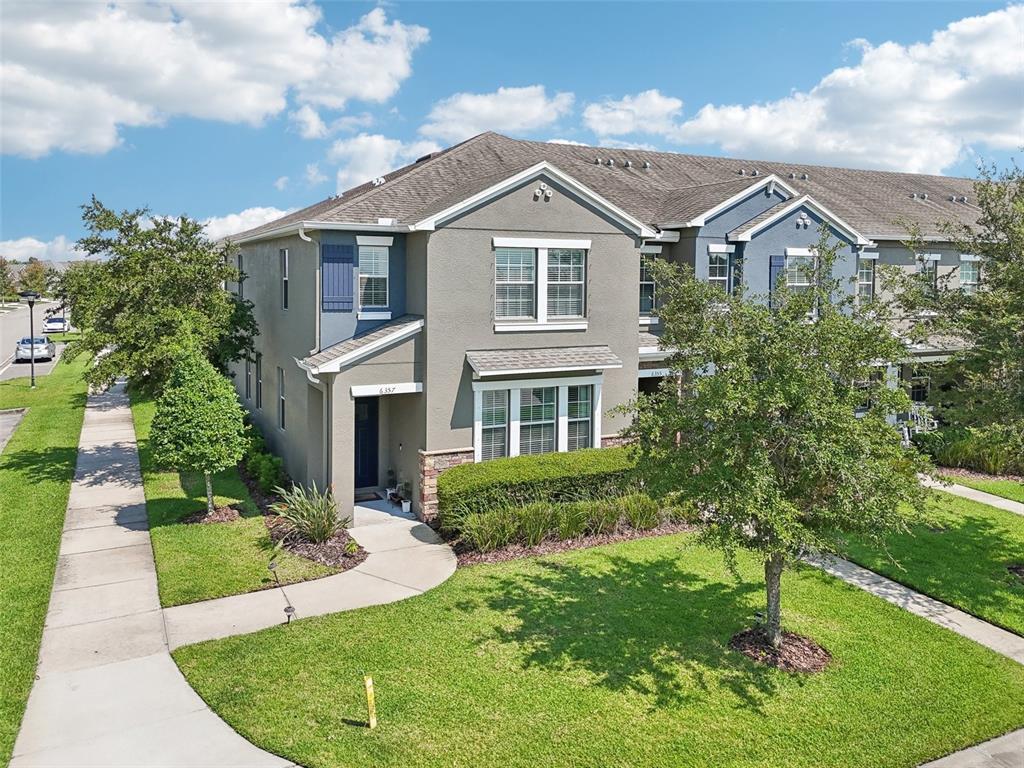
11, 385, 290, 767
923, 476, 1024, 517
163, 498, 456, 649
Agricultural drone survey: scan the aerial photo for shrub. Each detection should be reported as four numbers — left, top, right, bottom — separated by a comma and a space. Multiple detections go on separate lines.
556, 502, 590, 540
249, 453, 285, 494
271, 483, 347, 544
913, 425, 1023, 475
618, 494, 659, 530
437, 447, 636, 531
461, 508, 519, 552
585, 499, 622, 536
518, 502, 558, 547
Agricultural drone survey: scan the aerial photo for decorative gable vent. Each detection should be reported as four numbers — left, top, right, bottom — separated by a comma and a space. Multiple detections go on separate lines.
796, 212, 811, 230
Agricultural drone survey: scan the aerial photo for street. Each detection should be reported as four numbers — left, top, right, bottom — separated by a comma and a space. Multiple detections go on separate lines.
0, 300, 66, 381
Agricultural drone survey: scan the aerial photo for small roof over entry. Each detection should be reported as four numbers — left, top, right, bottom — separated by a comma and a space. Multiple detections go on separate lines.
466, 346, 622, 378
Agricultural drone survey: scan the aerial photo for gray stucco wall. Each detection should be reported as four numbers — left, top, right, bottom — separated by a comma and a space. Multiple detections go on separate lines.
230, 233, 318, 485
421, 173, 643, 452
318, 231, 407, 349
873, 240, 962, 304
692, 188, 789, 283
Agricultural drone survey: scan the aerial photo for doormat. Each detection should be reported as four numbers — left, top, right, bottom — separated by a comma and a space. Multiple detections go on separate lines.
355, 491, 382, 502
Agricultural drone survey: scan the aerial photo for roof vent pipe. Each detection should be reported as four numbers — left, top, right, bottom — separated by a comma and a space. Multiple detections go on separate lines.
595, 157, 602, 164
959, 196, 968, 203
920, 193, 928, 200
624, 159, 632, 168
800, 173, 809, 180
750, 169, 759, 176
738, 169, 746, 176
643, 161, 651, 169
910, 193, 918, 199
789, 172, 797, 179
606, 158, 615, 166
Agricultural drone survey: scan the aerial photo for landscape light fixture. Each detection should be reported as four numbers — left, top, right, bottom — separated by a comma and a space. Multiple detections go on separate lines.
18, 290, 41, 389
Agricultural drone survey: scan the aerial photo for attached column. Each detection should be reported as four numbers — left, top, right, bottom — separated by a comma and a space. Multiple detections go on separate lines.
593, 382, 603, 448
557, 386, 569, 452
509, 388, 521, 457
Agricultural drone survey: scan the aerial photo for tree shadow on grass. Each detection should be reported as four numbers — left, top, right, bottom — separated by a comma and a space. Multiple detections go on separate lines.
0, 445, 79, 485
456, 550, 789, 713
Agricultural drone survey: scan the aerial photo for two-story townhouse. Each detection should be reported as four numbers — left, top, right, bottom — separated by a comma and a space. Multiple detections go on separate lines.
226, 132, 981, 520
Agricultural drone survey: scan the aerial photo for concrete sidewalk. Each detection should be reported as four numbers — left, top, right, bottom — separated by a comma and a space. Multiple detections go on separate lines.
923, 476, 1024, 517
921, 728, 1024, 768
163, 498, 457, 650
11, 384, 291, 768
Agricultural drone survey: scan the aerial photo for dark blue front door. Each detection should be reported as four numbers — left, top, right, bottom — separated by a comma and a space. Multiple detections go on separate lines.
354, 397, 379, 488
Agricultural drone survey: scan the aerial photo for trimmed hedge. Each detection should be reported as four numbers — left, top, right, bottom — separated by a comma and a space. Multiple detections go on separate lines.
913, 426, 1023, 476
437, 447, 636, 530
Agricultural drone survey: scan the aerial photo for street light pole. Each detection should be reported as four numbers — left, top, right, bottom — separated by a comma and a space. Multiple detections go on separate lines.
19, 291, 40, 389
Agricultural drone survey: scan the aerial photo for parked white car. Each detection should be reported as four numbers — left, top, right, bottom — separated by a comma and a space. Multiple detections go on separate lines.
43, 316, 70, 333
15, 337, 56, 362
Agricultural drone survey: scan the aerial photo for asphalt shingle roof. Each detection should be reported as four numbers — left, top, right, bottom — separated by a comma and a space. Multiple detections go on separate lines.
303, 314, 422, 370
230, 132, 981, 243
466, 345, 622, 376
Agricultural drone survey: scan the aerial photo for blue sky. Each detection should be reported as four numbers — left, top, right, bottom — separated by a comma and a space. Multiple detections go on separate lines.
1, 1, 1020, 259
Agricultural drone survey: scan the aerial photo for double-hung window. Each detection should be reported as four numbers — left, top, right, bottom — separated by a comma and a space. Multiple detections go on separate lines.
255, 354, 263, 409
857, 257, 875, 303
279, 249, 289, 309
960, 257, 980, 295
244, 359, 252, 400
495, 247, 536, 319
237, 253, 245, 299
640, 257, 656, 314
919, 254, 939, 295
708, 253, 730, 293
480, 390, 508, 460
785, 254, 814, 293
358, 245, 389, 308
547, 248, 585, 318
277, 367, 286, 430
567, 385, 593, 451
519, 387, 556, 455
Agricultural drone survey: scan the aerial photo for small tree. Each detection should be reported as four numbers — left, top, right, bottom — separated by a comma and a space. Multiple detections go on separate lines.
151, 348, 247, 514
623, 227, 931, 649
18, 258, 47, 295
0, 257, 15, 303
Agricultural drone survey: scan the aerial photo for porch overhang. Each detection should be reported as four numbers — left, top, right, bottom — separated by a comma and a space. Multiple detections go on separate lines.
466, 345, 622, 379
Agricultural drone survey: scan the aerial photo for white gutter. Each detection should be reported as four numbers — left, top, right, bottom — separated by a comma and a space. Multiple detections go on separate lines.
231, 220, 407, 245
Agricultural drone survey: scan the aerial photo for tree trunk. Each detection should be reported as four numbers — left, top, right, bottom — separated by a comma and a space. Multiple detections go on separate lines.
764, 553, 784, 648
204, 472, 215, 515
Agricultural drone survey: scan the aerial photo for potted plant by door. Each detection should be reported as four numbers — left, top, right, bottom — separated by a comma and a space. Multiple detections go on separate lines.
385, 467, 397, 500
398, 480, 412, 514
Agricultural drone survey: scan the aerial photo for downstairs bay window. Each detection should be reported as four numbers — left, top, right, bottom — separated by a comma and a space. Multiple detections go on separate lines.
472, 377, 603, 462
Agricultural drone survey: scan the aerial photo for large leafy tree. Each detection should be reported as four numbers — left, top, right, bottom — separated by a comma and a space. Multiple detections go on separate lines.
886, 164, 1024, 455
151, 348, 247, 514
0, 257, 16, 303
55, 197, 257, 391
17, 258, 47, 295
623, 228, 931, 649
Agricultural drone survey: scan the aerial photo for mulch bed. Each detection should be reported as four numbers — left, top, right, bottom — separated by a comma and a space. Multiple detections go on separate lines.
1009, 563, 1024, 583
940, 467, 1024, 484
453, 521, 695, 566
266, 516, 368, 570
182, 505, 242, 524
730, 628, 832, 674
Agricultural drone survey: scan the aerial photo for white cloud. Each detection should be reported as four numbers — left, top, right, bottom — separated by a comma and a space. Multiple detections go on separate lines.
201, 207, 293, 240
420, 86, 574, 143
670, 5, 1024, 173
583, 89, 683, 137
305, 162, 328, 186
274, 176, 289, 191
328, 133, 439, 191
0, 235, 86, 262
289, 105, 329, 140
1, 4, 428, 157
547, 138, 589, 146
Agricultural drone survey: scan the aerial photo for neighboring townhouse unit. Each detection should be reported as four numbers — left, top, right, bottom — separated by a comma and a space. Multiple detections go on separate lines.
226, 132, 980, 520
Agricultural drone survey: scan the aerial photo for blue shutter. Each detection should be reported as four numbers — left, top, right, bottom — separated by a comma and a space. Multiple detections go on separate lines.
322, 244, 354, 312
769, 255, 785, 307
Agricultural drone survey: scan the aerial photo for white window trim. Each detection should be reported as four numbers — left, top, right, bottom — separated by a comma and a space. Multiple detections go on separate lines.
639, 316, 659, 326
493, 237, 591, 250
639, 244, 663, 255
350, 382, 422, 397
472, 374, 602, 461
638, 367, 671, 378
919, 253, 942, 262
356, 235, 394, 247
784, 247, 815, 257
494, 320, 588, 333
493, 239, 589, 329
960, 253, 981, 262
859, 251, 879, 260
708, 243, 736, 254
358, 311, 393, 321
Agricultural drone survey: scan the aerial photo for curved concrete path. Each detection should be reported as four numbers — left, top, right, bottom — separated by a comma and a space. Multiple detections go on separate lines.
163, 501, 457, 649
12, 385, 292, 767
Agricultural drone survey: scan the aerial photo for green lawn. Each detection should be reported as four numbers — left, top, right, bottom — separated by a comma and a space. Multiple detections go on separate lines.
846, 493, 1024, 635
175, 534, 1024, 768
0, 360, 87, 763
943, 474, 1024, 504
131, 395, 336, 607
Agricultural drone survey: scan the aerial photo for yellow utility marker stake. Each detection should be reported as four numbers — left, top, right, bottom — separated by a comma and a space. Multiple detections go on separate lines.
364, 675, 377, 730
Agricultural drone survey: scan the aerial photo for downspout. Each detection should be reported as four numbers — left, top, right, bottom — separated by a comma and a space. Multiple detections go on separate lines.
299, 224, 321, 355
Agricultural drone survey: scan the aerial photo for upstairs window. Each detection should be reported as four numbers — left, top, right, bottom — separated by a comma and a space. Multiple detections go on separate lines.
279, 249, 289, 310
785, 254, 814, 293
358, 245, 389, 308
255, 353, 263, 409
546, 248, 585, 318
918, 254, 939, 295
244, 359, 252, 400
237, 253, 245, 299
277, 366, 286, 430
639, 257, 656, 314
960, 258, 980, 295
495, 247, 536, 319
708, 253, 730, 293
857, 257, 875, 303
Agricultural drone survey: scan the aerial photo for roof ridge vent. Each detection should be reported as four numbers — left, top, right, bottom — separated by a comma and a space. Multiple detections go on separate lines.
414, 153, 433, 163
